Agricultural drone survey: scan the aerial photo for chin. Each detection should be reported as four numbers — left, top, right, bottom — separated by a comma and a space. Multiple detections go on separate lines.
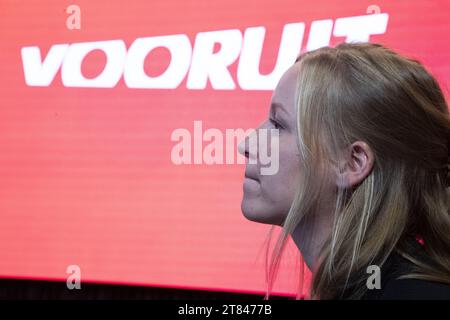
241, 200, 284, 226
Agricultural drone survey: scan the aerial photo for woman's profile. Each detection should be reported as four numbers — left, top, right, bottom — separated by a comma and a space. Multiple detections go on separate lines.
238, 42, 450, 300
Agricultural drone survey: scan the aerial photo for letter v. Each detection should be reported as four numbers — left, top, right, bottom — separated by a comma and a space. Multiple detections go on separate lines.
21, 44, 69, 86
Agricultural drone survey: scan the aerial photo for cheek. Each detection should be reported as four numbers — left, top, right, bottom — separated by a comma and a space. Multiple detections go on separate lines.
241, 134, 301, 225
263, 158, 299, 203
259, 141, 301, 207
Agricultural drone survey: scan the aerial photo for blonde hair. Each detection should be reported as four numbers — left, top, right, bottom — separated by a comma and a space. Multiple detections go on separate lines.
263, 42, 450, 300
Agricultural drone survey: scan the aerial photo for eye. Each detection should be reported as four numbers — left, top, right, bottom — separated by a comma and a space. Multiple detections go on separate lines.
269, 118, 282, 130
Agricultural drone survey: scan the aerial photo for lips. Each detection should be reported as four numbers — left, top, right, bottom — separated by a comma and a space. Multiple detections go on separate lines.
244, 171, 259, 182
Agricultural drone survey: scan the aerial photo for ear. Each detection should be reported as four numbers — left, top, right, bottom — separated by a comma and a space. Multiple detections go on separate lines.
335, 141, 374, 189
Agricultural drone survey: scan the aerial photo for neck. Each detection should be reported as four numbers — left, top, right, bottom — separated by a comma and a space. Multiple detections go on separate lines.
290, 202, 334, 271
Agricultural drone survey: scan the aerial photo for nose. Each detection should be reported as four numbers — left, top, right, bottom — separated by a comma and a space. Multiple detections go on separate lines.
237, 141, 246, 157
238, 121, 267, 161
238, 133, 251, 159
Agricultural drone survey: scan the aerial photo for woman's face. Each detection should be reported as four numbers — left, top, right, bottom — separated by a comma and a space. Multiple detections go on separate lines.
240, 64, 302, 226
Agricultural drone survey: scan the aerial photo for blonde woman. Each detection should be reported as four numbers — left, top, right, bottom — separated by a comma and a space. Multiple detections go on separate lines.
239, 42, 450, 299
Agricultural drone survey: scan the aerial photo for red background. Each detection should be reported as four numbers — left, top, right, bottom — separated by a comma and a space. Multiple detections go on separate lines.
0, 0, 449, 297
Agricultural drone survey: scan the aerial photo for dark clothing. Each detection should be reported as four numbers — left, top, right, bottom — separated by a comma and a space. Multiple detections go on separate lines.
361, 240, 450, 300
362, 253, 450, 299
365, 278, 450, 299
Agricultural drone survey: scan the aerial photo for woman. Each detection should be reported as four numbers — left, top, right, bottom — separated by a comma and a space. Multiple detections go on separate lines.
238, 42, 450, 299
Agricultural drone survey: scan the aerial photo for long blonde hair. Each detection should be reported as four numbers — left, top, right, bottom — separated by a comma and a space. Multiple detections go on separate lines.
263, 42, 450, 300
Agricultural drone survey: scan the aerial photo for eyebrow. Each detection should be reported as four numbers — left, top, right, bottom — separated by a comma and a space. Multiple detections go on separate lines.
270, 102, 288, 118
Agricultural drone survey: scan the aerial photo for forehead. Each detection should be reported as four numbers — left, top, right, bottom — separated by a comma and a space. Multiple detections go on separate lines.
270, 64, 299, 115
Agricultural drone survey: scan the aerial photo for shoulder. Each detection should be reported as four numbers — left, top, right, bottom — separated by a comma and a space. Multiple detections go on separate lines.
375, 278, 450, 300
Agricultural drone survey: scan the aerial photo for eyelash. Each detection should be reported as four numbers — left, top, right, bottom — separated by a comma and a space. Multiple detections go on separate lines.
269, 118, 282, 130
